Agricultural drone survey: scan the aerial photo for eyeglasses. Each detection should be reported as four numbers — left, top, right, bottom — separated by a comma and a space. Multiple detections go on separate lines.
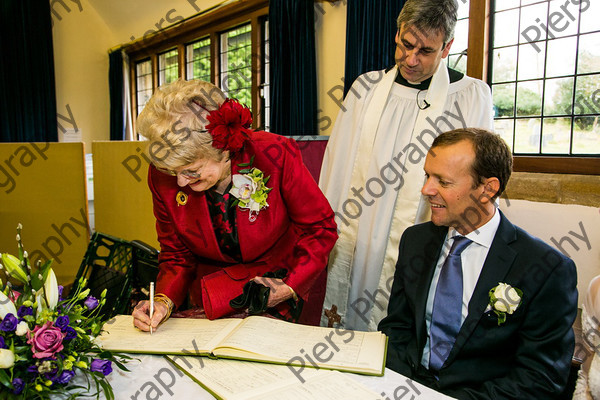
156, 165, 203, 179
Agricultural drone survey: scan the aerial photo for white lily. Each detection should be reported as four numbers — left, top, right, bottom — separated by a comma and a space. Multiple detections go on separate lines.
0, 290, 17, 319
1, 253, 28, 284
44, 268, 59, 310
35, 293, 46, 319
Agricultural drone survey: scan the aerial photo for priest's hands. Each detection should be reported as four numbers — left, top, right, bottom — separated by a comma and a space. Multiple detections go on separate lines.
132, 300, 168, 332
251, 277, 295, 308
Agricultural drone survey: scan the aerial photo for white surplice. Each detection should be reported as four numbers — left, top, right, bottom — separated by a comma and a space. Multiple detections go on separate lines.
319, 65, 493, 331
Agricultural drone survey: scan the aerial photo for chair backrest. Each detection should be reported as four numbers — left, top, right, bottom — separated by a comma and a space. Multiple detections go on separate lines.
292, 135, 329, 182
70, 232, 134, 319
127, 239, 160, 312
70, 232, 160, 319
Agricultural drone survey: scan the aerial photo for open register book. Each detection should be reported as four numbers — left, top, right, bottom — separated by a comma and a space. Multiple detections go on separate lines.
98, 315, 387, 376
166, 356, 384, 400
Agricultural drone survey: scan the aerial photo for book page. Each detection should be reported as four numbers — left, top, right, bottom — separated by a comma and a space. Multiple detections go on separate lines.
97, 315, 242, 354
213, 316, 386, 374
245, 371, 384, 400
168, 356, 383, 400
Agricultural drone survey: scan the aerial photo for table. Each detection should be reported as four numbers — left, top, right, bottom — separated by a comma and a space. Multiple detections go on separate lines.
67, 354, 453, 399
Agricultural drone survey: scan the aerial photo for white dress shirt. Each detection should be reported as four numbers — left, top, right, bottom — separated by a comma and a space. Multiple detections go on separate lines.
421, 208, 501, 368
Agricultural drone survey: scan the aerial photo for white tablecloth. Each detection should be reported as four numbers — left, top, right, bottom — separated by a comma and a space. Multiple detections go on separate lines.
65, 354, 453, 399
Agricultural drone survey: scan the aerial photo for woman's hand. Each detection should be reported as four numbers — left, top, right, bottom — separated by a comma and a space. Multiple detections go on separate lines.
251, 277, 294, 308
132, 300, 168, 332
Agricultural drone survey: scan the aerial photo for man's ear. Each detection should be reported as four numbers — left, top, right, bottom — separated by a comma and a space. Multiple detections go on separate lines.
441, 38, 454, 58
481, 177, 500, 203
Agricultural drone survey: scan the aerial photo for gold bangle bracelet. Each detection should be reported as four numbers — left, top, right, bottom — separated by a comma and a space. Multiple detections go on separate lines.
154, 293, 174, 320
288, 286, 299, 303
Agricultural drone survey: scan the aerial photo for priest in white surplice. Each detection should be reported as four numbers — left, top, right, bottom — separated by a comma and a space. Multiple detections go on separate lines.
319, 0, 494, 331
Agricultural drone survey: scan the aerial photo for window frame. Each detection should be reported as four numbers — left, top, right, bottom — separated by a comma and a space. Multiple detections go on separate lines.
125, 0, 269, 133
467, 0, 598, 175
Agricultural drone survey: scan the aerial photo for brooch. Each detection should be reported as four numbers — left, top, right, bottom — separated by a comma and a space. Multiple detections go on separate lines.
176, 191, 188, 206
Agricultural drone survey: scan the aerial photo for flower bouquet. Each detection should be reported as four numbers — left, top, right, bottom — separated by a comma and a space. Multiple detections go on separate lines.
0, 225, 129, 399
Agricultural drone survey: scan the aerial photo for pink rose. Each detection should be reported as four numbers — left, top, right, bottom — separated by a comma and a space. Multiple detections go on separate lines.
26, 321, 66, 359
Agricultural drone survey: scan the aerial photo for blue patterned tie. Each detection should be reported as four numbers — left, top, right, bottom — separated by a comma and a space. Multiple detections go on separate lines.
429, 235, 472, 373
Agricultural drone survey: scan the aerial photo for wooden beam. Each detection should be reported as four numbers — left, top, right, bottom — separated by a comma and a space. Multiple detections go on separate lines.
125, 0, 268, 60
467, 0, 490, 81
251, 15, 263, 130
514, 156, 600, 175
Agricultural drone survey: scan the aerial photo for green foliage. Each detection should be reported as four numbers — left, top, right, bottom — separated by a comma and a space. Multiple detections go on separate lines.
516, 87, 542, 116
550, 51, 600, 130
493, 85, 542, 117
493, 85, 515, 117
221, 25, 252, 107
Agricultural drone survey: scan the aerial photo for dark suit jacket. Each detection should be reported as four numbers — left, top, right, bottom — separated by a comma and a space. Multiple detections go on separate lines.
378, 211, 578, 399
149, 131, 338, 322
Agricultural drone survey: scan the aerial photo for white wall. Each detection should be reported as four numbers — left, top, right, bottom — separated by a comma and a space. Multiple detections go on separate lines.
52, 0, 223, 150
502, 200, 600, 305
52, 0, 115, 152
315, 1, 346, 136
52, 0, 348, 147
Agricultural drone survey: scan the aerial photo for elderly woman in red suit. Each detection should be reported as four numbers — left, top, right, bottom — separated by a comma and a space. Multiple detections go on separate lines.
132, 79, 337, 330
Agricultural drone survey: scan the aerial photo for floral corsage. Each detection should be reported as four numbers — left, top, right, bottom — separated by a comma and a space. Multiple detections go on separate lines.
488, 282, 522, 326
230, 158, 272, 222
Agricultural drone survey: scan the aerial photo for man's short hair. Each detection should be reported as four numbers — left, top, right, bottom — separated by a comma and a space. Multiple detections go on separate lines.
431, 128, 513, 200
396, 0, 458, 44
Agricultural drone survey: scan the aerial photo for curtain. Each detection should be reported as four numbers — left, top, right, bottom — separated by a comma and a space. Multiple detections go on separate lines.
0, 1, 58, 142
123, 53, 134, 140
269, 0, 317, 136
344, 0, 405, 97
109, 50, 125, 141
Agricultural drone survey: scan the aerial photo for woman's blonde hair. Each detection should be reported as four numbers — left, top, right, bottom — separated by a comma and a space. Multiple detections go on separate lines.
136, 79, 227, 170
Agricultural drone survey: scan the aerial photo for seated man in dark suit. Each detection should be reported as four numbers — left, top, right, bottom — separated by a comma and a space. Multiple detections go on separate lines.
379, 128, 578, 399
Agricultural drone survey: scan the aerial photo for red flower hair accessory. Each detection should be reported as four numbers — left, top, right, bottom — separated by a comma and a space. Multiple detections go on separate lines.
205, 99, 253, 152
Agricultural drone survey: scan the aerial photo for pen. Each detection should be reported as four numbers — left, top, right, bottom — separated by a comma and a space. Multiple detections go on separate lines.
149, 282, 154, 335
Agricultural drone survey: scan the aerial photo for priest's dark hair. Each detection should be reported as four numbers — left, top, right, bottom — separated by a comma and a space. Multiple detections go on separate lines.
430, 128, 513, 200
396, 0, 459, 45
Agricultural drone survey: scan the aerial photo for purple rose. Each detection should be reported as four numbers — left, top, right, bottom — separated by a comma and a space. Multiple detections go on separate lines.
17, 306, 33, 318
12, 378, 24, 395
55, 315, 70, 330
0, 313, 18, 332
90, 359, 112, 376
63, 326, 77, 341
27, 365, 38, 375
0, 336, 6, 349
26, 321, 66, 359
84, 296, 99, 310
56, 369, 75, 384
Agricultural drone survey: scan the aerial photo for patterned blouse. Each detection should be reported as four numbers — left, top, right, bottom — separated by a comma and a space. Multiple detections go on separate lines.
205, 184, 242, 262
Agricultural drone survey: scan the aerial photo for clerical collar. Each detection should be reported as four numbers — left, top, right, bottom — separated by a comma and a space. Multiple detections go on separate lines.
385, 65, 464, 90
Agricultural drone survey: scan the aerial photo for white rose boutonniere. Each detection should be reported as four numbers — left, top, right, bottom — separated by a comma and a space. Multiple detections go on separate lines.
230, 164, 272, 222
489, 282, 522, 326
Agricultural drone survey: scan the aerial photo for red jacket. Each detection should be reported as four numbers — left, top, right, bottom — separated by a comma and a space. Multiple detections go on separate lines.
149, 131, 338, 323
